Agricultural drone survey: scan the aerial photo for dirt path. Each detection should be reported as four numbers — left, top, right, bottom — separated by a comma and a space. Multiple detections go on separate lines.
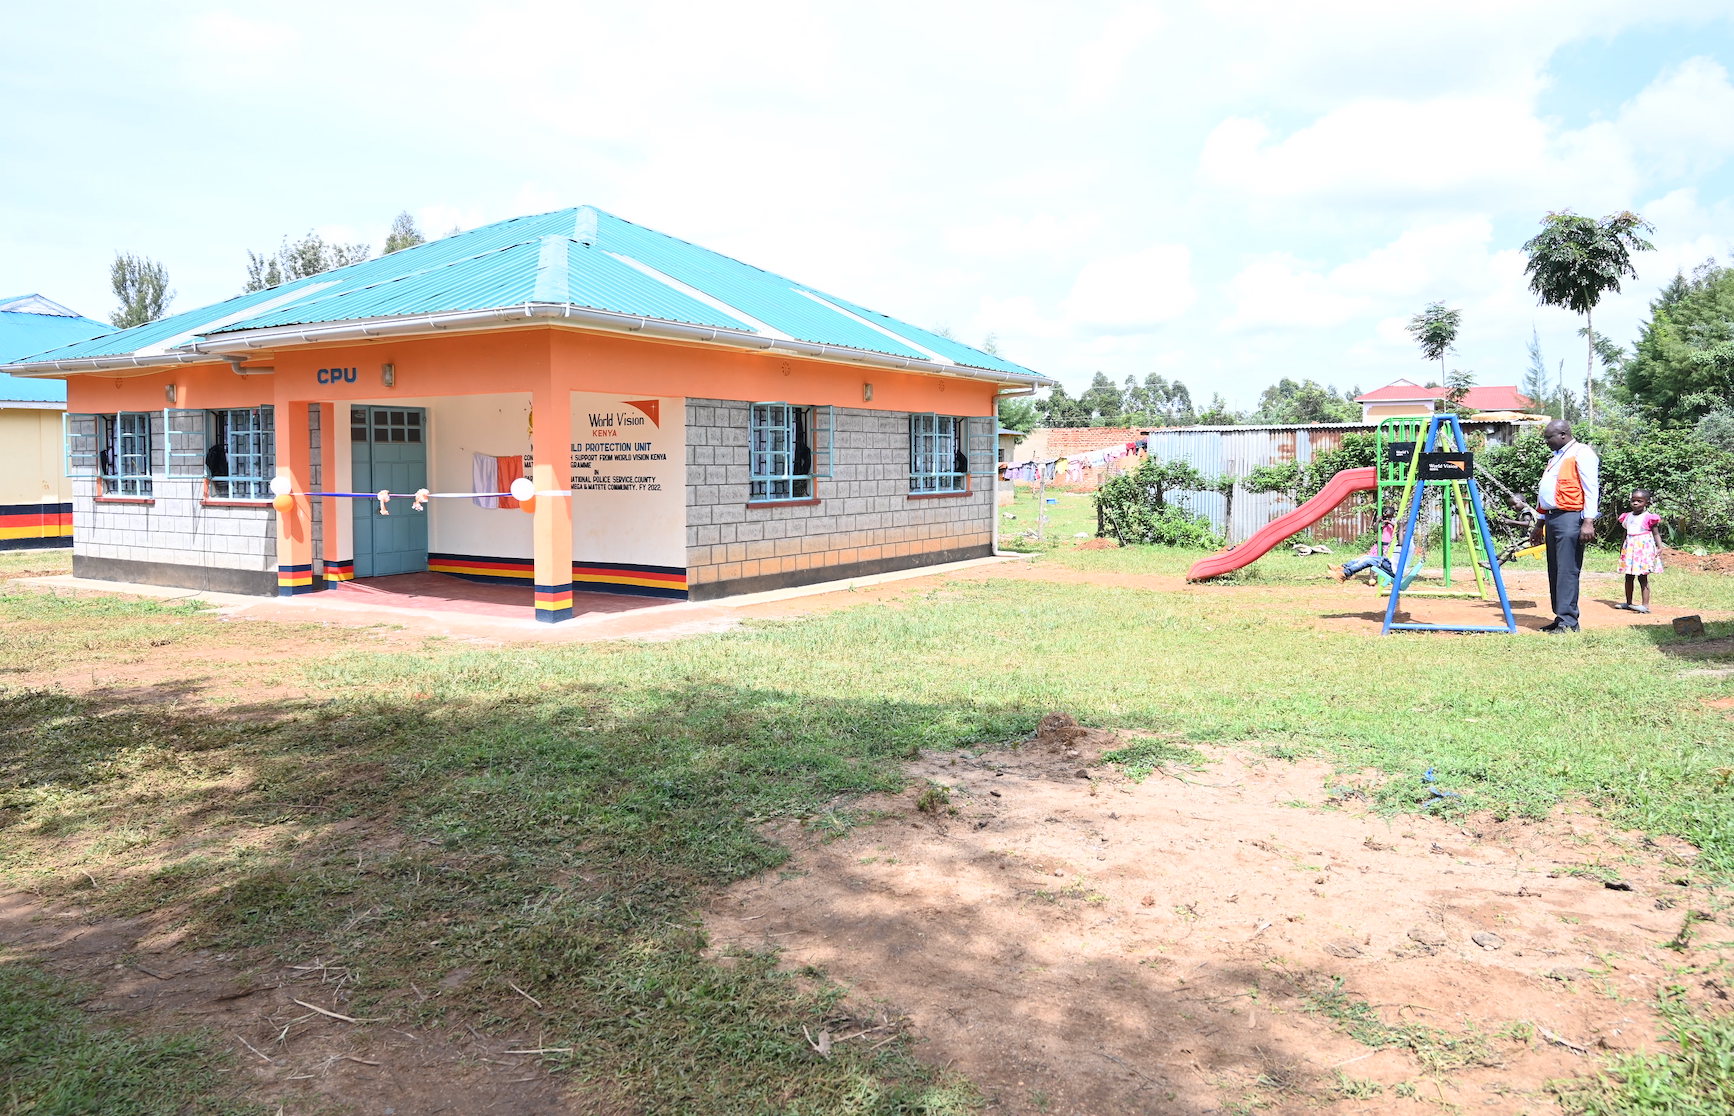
0, 894, 581, 1115
706, 716, 1721, 1115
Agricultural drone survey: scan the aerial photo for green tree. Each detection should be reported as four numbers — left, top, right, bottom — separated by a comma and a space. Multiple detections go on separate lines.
1521, 209, 1654, 420
1250, 378, 1358, 424
1196, 393, 1240, 425
1037, 384, 1090, 427
1095, 458, 1224, 547
1522, 329, 1550, 413
109, 253, 173, 329
245, 230, 373, 292
1406, 301, 1461, 383
1697, 405, 1734, 452
1622, 262, 1734, 423
1140, 374, 1196, 426
1443, 367, 1476, 415
1523, 328, 1582, 421
998, 397, 1038, 433
1077, 371, 1126, 426
384, 211, 426, 254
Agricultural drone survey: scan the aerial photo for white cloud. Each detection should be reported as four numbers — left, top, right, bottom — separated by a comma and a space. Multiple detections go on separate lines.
1069, 5, 1165, 108
1618, 58, 1734, 179
1060, 244, 1196, 331
1221, 254, 1367, 331
943, 213, 1104, 260
1201, 97, 1558, 206
1198, 53, 1734, 214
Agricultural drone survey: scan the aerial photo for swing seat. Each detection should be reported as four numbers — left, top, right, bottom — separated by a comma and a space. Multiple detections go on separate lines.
1373, 548, 1424, 590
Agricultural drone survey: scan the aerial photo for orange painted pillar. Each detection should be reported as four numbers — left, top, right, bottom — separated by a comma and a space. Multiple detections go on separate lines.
317, 404, 354, 585
273, 400, 317, 595
531, 386, 574, 621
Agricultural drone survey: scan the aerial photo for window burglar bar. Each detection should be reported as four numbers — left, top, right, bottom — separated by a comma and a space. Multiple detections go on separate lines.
750, 403, 832, 501
909, 413, 966, 493
103, 412, 153, 497
217, 407, 274, 499
166, 407, 276, 499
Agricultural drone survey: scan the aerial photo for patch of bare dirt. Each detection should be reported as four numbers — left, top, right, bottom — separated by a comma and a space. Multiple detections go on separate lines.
1661, 547, 1734, 575
707, 714, 1721, 1115
0, 892, 586, 1115
1302, 565, 1721, 634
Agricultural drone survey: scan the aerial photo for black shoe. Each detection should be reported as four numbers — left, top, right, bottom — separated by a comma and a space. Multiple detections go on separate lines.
1540, 619, 1562, 631
1541, 621, 1579, 633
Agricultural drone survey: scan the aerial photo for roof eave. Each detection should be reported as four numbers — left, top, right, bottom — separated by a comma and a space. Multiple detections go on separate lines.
0, 350, 230, 378
187, 303, 1055, 388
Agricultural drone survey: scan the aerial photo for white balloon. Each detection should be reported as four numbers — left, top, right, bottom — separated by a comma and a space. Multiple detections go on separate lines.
509, 477, 535, 501
268, 475, 293, 496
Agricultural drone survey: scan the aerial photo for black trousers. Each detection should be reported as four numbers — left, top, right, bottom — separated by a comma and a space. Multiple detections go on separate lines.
1544, 511, 1585, 628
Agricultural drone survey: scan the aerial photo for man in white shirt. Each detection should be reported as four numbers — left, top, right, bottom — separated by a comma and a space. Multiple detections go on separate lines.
1529, 420, 1600, 632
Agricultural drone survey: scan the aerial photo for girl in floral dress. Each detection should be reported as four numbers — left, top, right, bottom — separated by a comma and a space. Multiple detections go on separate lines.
1614, 489, 1663, 614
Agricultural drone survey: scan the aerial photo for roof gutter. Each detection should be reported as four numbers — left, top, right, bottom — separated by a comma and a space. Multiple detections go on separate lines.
3, 303, 1055, 389
1, 350, 226, 378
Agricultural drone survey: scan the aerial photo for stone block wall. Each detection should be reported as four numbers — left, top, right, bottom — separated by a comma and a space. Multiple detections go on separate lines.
684, 399, 994, 599
70, 409, 279, 594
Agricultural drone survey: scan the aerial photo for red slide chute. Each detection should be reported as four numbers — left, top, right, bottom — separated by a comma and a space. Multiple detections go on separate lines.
1186, 467, 1378, 581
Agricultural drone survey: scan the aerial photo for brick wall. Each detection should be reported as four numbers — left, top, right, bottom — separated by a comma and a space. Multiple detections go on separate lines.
684, 399, 994, 599
1013, 427, 1142, 462
70, 409, 278, 593
73, 476, 276, 572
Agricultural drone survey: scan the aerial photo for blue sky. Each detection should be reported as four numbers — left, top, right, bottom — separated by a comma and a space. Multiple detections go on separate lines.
4, 1, 1732, 409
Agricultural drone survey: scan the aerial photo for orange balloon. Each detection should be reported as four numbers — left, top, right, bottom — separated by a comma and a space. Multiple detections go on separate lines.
518, 496, 536, 514
272, 493, 294, 513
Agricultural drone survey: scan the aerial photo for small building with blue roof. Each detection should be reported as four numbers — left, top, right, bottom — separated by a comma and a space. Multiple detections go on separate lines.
0, 295, 110, 548
1, 208, 1050, 618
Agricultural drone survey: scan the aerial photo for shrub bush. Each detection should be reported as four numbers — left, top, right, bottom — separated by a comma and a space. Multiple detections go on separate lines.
1479, 425, 1734, 547
1096, 459, 1226, 548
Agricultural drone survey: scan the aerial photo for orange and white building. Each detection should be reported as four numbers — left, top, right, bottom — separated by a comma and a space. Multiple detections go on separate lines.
1, 208, 1049, 621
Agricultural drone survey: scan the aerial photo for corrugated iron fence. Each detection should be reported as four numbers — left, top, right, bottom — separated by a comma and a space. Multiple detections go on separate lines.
1141, 422, 1516, 544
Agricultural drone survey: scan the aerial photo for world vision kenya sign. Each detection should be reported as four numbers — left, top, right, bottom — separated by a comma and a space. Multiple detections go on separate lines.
572, 398, 669, 493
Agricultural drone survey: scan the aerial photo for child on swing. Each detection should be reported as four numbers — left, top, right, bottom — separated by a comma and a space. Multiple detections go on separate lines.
1614, 489, 1663, 613
1329, 509, 1421, 583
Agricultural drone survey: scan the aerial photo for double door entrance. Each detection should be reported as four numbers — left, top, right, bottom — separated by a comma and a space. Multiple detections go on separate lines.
350, 406, 428, 578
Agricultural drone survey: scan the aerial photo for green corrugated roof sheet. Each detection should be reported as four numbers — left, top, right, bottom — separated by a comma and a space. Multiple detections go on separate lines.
8, 208, 1041, 380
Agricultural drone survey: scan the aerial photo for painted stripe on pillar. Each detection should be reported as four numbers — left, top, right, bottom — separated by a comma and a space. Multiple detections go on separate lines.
323, 559, 356, 583
534, 582, 574, 623
278, 563, 319, 596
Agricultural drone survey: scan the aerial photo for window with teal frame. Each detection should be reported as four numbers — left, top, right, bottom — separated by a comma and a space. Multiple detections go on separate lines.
909, 413, 966, 493
165, 407, 275, 499
102, 412, 153, 497
750, 402, 832, 502
215, 407, 275, 499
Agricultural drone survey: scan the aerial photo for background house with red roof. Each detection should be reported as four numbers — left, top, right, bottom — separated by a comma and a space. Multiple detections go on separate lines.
1353, 379, 1534, 422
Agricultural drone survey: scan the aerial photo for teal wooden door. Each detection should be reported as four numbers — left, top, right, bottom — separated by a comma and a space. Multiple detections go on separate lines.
350, 407, 428, 577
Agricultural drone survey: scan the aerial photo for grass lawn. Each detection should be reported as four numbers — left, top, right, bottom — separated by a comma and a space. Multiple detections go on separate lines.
2, 511, 1732, 1113
0, 961, 269, 1115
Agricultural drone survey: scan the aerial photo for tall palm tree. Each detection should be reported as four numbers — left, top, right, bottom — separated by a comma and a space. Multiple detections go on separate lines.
1521, 210, 1654, 421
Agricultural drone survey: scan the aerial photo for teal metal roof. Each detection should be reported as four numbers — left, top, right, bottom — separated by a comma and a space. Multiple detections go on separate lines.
5, 208, 1042, 381
0, 296, 109, 401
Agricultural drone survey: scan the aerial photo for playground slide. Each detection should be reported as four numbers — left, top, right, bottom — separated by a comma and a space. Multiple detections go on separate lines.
1186, 467, 1378, 581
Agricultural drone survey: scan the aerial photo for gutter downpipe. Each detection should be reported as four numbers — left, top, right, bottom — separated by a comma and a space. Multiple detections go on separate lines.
990, 384, 1040, 558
